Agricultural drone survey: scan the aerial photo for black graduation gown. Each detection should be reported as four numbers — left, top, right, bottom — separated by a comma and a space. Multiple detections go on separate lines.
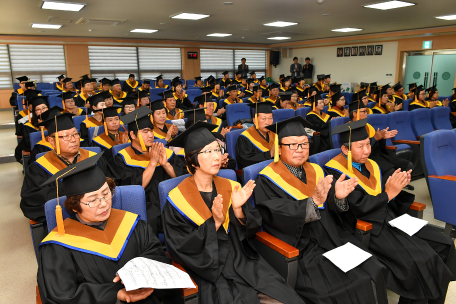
173, 93, 193, 111
306, 112, 331, 152
327, 107, 346, 119
450, 100, 456, 128
30, 144, 53, 163
37, 219, 180, 304
113, 146, 186, 233
326, 164, 456, 302
20, 150, 112, 223
162, 184, 305, 304
80, 117, 103, 142
369, 138, 411, 173
392, 96, 404, 111
235, 130, 272, 170
254, 170, 388, 304
409, 101, 428, 112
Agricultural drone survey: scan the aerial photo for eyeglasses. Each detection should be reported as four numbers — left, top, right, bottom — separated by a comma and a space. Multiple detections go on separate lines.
80, 190, 112, 208
56, 132, 81, 141
124, 105, 136, 109
198, 147, 225, 155
281, 142, 310, 150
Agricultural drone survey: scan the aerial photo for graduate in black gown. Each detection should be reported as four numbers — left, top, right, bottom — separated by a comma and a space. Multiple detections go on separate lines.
235, 102, 275, 170
37, 154, 179, 304
409, 85, 430, 111
20, 112, 111, 225
306, 94, 332, 152
80, 93, 106, 142
171, 78, 193, 111
112, 107, 185, 233
327, 91, 348, 118
254, 116, 389, 304
450, 88, 456, 128
163, 121, 305, 304
325, 120, 456, 304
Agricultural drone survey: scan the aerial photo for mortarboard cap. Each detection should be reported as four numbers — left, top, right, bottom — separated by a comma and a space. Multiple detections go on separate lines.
235, 71, 242, 76
155, 75, 163, 81
138, 90, 149, 99
143, 79, 151, 85
63, 77, 72, 83
167, 121, 217, 152
16, 76, 29, 82
120, 96, 137, 106
324, 74, 331, 79
408, 83, 417, 91
329, 83, 342, 93
90, 78, 97, 82
259, 76, 266, 82
57, 75, 65, 81
30, 96, 49, 108
40, 106, 64, 121
393, 82, 403, 91
194, 94, 212, 105
121, 106, 153, 133
57, 92, 75, 100
24, 89, 42, 101
250, 71, 256, 75
332, 119, 375, 146
100, 91, 112, 100
100, 78, 111, 85
102, 107, 120, 118
279, 91, 293, 101
128, 74, 135, 78
415, 85, 425, 97
226, 85, 237, 92
149, 99, 165, 112
25, 81, 36, 88
360, 82, 369, 89
265, 116, 314, 140
110, 79, 121, 86
331, 91, 344, 103
278, 74, 285, 79
369, 82, 377, 87
426, 86, 438, 98
348, 99, 367, 113
281, 76, 291, 83
199, 86, 212, 94
195, 76, 202, 81
317, 74, 325, 80
87, 94, 105, 110
160, 90, 175, 100
38, 112, 75, 134
222, 71, 229, 75
269, 83, 280, 90
184, 108, 207, 126
247, 101, 274, 114
252, 85, 263, 92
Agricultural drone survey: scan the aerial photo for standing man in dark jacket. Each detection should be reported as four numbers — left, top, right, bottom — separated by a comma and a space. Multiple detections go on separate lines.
237, 57, 249, 77
290, 57, 302, 79
302, 57, 314, 85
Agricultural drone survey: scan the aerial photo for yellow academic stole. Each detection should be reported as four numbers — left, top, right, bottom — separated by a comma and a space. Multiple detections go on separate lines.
24, 122, 40, 131
328, 107, 346, 117
56, 83, 64, 91
83, 117, 103, 128
35, 140, 54, 150
126, 80, 138, 89
409, 100, 427, 108
118, 146, 174, 168
260, 161, 326, 208
240, 126, 274, 152
307, 111, 330, 123
372, 104, 388, 114
224, 97, 238, 106
40, 209, 139, 261
36, 149, 97, 175
210, 116, 222, 133
153, 123, 173, 140
325, 153, 382, 196
167, 176, 238, 233
93, 132, 128, 149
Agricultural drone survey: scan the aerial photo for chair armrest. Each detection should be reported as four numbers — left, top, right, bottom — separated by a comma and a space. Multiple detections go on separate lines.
416, 136, 421, 140
429, 175, 456, 181
409, 202, 426, 211
385, 145, 397, 150
356, 220, 372, 231
313, 132, 321, 136
23, 150, 30, 156
171, 260, 198, 297
392, 139, 420, 145
255, 231, 299, 258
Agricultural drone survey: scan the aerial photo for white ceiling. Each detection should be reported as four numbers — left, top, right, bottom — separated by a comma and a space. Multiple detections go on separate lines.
0, 0, 455, 45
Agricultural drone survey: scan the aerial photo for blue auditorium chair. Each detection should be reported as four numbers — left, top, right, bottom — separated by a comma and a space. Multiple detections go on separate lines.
186, 79, 196, 87
322, 106, 329, 113
226, 128, 245, 173
342, 92, 353, 104
431, 107, 453, 130
402, 99, 412, 111
158, 169, 299, 289
150, 88, 166, 98
36, 83, 51, 90
329, 117, 349, 148
163, 79, 171, 87
88, 125, 105, 144
186, 90, 200, 103
226, 103, 251, 126
309, 148, 341, 167
272, 109, 295, 123
410, 108, 434, 138
73, 115, 93, 132
420, 130, 456, 235
17, 96, 26, 111
296, 107, 311, 118
30, 130, 48, 150
367, 102, 376, 109
367, 114, 410, 152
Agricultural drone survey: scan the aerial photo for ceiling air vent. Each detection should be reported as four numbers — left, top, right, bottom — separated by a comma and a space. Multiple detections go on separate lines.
75, 18, 126, 26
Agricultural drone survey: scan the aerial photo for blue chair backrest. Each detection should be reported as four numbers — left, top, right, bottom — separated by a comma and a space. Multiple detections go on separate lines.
186, 90, 200, 103
73, 115, 93, 132
36, 83, 51, 90
367, 114, 388, 132
36, 147, 101, 160
308, 148, 342, 168
342, 92, 353, 104
403, 98, 412, 111
321, 93, 328, 99
226, 103, 251, 126
88, 125, 105, 143
322, 106, 329, 113
158, 169, 237, 213
163, 80, 171, 87
13, 83, 20, 90
387, 111, 416, 141
30, 130, 48, 150
47, 95, 60, 108
367, 102, 376, 109
422, 130, 456, 177
242, 160, 273, 206
187, 80, 196, 87
273, 109, 295, 123
330, 117, 349, 148
45, 185, 147, 233
112, 143, 130, 157
17, 96, 26, 111
431, 107, 453, 130
296, 107, 311, 118
410, 108, 434, 137
226, 128, 245, 170
242, 97, 250, 103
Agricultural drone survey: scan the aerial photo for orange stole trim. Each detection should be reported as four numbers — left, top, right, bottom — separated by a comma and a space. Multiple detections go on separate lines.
93, 132, 126, 149
84, 117, 104, 127
328, 106, 345, 117
38, 148, 95, 173
126, 80, 138, 89
242, 125, 274, 151
330, 153, 380, 191
268, 161, 319, 198
153, 123, 173, 139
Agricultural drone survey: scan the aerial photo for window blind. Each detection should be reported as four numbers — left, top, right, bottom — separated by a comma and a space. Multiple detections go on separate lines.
9, 44, 66, 83
89, 46, 138, 80
138, 47, 181, 80
0, 45, 12, 89
200, 49, 234, 78
234, 50, 266, 77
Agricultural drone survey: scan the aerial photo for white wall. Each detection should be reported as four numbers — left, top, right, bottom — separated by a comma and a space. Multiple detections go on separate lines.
272, 41, 398, 86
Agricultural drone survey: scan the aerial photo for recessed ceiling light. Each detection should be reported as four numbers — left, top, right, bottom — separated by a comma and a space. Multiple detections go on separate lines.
207, 33, 232, 37
223, 2, 234, 5
41, 1, 85, 11
171, 13, 210, 20
31, 23, 62, 29
268, 37, 291, 40
322, 13, 330, 16
160, 22, 168, 25
436, 14, 456, 20
364, 1, 415, 10
130, 29, 158, 33
264, 21, 298, 27
331, 28, 363, 32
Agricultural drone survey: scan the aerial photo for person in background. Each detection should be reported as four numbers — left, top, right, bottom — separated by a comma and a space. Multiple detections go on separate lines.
74, 76, 94, 108
243, 79, 255, 98
220, 71, 230, 87
155, 75, 169, 89
122, 73, 139, 93
265, 83, 281, 104
171, 78, 193, 111
246, 85, 265, 104
10, 75, 29, 107
80, 94, 106, 142
328, 91, 348, 118
306, 94, 331, 152
138, 79, 150, 94
289, 90, 303, 109
59, 92, 85, 116
302, 57, 313, 85
409, 85, 432, 111
109, 79, 127, 104
276, 93, 292, 109
161, 90, 184, 120
238, 57, 249, 77
280, 76, 292, 92
55, 74, 65, 91
249, 71, 259, 83
324, 74, 331, 86
407, 83, 417, 100
373, 86, 402, 114
426, 86, 449, 107
91, 78, 99, 93
63, 78, 78, 94
233, 71, 242, 85
194, 76, 204, 87
120, 96, 136, 115
368, 84, 377, 102
449, 88, 456, 128
277, 74, 285, 84
290, 57, 302, 78
99, 78, 111, 92
393, 82, 407, 101
150, 99, 178, 142
240, 75, 248, 89
137, 90, 150, 108
259, 76, 269, 97
223, 85, 241, 107
313, 74, 325, 93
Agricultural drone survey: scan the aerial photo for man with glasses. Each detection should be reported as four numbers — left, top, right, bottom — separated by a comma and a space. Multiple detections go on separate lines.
20, 112, 112, 229
328, 91, 348, 118
235, 102, 276, 170
113, 107, 185, 234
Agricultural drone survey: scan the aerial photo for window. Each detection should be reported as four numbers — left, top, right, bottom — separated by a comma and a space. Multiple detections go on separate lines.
88, 46, 138, 80
0, 45, 12, 89
138, 47, 182, 80
200, 49, 266, 80
9, 44, 66, 83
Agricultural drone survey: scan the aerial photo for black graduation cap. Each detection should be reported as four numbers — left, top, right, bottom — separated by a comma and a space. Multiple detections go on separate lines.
408, 83, 417, 91
329, 83, 342, 93
331, 91, 344, 103
25, 81, 36, 88
38, 112, 75, 135
100, 78, 111, 85
155, 75, 163, 81
269, 83, 280, 90
393, 82, 403, 91
278, 74, 285, 79
194, 94, 212, 105
79, 78, 91, 87
252, 85, 263, 92
259, 76, 266, 82
143, 79, 151, 85
57, 75, 65, 81
369, 82, 377, 86
324, 74, 331, 79
100, 91, 112, 100
250, 71, 256, 75
199, 86, 212, 94
332, 119, 374, 146
128, 74, 135, 78
281, 76, 291, 83
171, 77, 182, 87
206, 75, 215, 83
247, 78, 255, 85
226, 85, 237, 92
16, 76, 29, 82
110, 79, 121, 86
63, 77, 72, 83
167, 121, 217, 152
235, 71, 242, 76
184, 108, 207, 126
87, 94, 105, 110
425, 86, 437, 96
30, 96, 49, 108
195, 76, 202, 81
102, 106, 120, 118
352, 91, 367, 103
317, 74, 325, 80
415, 85, 425, 97
57, 92, 75, 100
241, 75, 248, 80
24, 89, 42, 101
265, 116, 314, 140
159, 90, 174, 100
360, 82, 369, 89
247, 101, 274, 114
149, 99, 165, 112
90, 78, 97, 82
41, 153, 106, 197
308, 94, 323, 106
279, 91, 293, 101
138, 90, 149, 99
120, 106, 153, 133
348, 99, 367, 113
40, 106, 64, 121
368, 85, 377, 94
309, 86, 319, 95
222, 71, 229, 76
120, 96, 137, 106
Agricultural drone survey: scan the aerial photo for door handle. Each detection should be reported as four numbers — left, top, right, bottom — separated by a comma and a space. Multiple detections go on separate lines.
433, 72, 437, 87
424, 72, 429, 89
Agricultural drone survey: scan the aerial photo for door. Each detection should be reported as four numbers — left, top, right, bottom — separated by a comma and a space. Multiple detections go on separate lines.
403, 55, 433, 89
430, 54, 456, 97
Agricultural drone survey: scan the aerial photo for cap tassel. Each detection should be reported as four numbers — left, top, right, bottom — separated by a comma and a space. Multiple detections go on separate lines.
40, 126, 45, 141
254, 102, 259, 129
274, 123, 279, 163
55, 205, 65, 236
312, 100, 315, 112
135, 113, 147, 152
54, 116, 60, 154
102, 109, 108, 136
356, 101, 360, 121
85, 111, 89, 128
62, 99, 65, 111
347, 126, 353, 173
137, 92, 140, 107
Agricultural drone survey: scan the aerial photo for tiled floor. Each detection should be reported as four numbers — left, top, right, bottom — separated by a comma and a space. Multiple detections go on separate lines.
1, 163, 455, 303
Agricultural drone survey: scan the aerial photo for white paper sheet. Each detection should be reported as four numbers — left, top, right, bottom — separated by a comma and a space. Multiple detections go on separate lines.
388, 213, 428, 236
322, 242, 372, 273
117, 257, 196, 291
